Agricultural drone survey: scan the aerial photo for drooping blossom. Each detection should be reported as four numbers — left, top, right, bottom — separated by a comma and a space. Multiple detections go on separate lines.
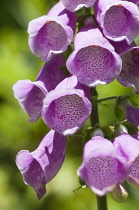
61, 0, 96, 12
114, 134, 139, 188
94, 0, 139, 44
41, 75, 92, 136
16, 130, 66, 200
117, 46, 139, 92
77, 136, 128, 196
66, 25, 122, 87
28, 1, 76, 61
13, 54, 67, 122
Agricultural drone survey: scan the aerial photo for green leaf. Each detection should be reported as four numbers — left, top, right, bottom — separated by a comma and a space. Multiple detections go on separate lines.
114, 97, 125, 121
129, 98, 139, 108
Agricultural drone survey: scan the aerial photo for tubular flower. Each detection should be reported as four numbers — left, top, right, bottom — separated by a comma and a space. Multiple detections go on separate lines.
28, 1, 76, 61
61, 0, 97, 12
12, 54, 67, 122
114, 134, 139, 188
94, 0, 139, 44
117, 47, 139, 92
66, 26, 122, 87
77, 136, 128, 196
41, 75, 92, 136
16, 130, 66, 200
125, 105, 139, 139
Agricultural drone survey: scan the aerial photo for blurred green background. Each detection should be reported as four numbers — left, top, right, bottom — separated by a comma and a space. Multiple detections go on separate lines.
0, 0, 139, 209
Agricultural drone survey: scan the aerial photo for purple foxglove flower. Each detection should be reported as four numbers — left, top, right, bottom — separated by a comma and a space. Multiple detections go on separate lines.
117, 46, 139, 92
28, 1, 76, 61
41, 75, 92, 135
13, 54, 67, 122
77, 136, 128, 196
61, 0, 96, 12
66, 26, 122, 87
125, 105, 139, 139
16, 130, 66, 200
94, 0, 139, 44
13, 80, 47, 122
114, 134, 139, 187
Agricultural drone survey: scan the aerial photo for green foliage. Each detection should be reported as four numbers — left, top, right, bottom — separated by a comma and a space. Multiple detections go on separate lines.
1, 0, 139, 210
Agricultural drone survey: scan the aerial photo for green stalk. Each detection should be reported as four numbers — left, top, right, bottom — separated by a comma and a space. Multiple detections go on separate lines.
90, 88, 108, 210
97, 196, 108, 210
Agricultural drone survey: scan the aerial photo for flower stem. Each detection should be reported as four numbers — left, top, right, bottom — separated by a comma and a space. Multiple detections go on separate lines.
97, 195, 108, 210
90, 88, 108, 210
90, 88, 99, 126
98, 93, 134, 103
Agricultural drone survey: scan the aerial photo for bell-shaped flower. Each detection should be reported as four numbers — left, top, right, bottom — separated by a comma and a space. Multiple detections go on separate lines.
117, 46, 139, 92
66, 25, 122, 87
16, 130, 66, 200
94, 0, 139, 44
61, 0, 96, 12
28, 1, 76, 61
13, 54, 67, 122
77, 136, 128, 196
125, 105, 139, 139
41, 75, 92, 136
114, 134, 139, 188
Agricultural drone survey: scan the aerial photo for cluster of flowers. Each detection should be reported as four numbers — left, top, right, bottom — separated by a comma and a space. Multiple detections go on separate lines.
13, 0, 139, 201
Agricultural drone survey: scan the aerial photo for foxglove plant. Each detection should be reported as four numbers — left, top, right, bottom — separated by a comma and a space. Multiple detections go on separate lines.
13, 0, 139, 209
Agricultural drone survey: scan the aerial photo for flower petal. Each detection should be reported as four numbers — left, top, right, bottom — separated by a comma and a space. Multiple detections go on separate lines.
16, 130, 66, 199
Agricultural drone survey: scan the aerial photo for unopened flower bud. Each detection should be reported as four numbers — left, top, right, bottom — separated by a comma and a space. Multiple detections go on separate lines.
111, 184, 128, 203
90, 128, 104, 138
114, 125, 128, 137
